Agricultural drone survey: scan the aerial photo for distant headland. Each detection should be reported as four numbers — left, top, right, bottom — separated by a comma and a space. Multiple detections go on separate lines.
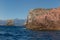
0, 19, 25, 26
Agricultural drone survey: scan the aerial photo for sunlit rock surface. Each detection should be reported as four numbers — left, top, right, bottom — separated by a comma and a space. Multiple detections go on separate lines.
26, 7, 60, 30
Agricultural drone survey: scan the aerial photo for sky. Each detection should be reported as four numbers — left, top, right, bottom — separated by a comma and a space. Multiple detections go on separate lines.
0, 0, 60, 20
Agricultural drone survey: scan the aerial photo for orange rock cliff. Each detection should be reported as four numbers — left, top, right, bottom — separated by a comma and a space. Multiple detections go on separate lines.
26, 7, 60, 30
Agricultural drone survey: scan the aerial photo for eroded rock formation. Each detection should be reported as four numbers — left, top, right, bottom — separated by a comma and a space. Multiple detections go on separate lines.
26, 7, 60, 30
6, 20, 14, 26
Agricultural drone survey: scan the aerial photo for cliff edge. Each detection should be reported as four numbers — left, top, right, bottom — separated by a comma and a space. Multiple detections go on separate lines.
26, 7, 60, 30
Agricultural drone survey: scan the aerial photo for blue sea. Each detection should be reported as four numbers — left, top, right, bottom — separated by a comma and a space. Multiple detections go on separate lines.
0, 26, 60, 40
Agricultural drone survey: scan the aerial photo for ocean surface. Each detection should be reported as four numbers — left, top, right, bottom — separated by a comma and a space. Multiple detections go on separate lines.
0, 26, 60, 40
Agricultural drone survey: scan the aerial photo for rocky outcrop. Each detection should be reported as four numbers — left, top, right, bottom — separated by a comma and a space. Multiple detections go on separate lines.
6, 20, 14, 26
26, 7, 60, 30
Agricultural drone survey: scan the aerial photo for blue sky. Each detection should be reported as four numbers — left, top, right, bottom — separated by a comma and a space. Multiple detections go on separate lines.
0, 0, 60, 20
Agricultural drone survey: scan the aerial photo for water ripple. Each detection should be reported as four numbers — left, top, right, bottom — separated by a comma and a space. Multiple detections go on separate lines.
0, 26, 60, 40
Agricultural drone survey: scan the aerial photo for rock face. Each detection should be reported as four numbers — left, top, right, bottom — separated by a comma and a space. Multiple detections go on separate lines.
26, 7, 60, 30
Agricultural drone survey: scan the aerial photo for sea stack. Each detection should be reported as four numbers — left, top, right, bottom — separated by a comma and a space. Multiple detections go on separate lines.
26, 7, 60, 30
6, 20, 14, 26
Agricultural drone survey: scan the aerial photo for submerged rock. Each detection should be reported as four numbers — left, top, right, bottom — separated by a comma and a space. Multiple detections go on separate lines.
26, 7, 60, 30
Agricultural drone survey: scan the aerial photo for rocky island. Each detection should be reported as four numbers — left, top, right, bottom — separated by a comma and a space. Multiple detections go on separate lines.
0, 19, 25, 26
26, 7, 60, 30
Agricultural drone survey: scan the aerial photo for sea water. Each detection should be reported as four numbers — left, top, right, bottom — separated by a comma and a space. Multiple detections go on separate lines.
0, 26, 60, 40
